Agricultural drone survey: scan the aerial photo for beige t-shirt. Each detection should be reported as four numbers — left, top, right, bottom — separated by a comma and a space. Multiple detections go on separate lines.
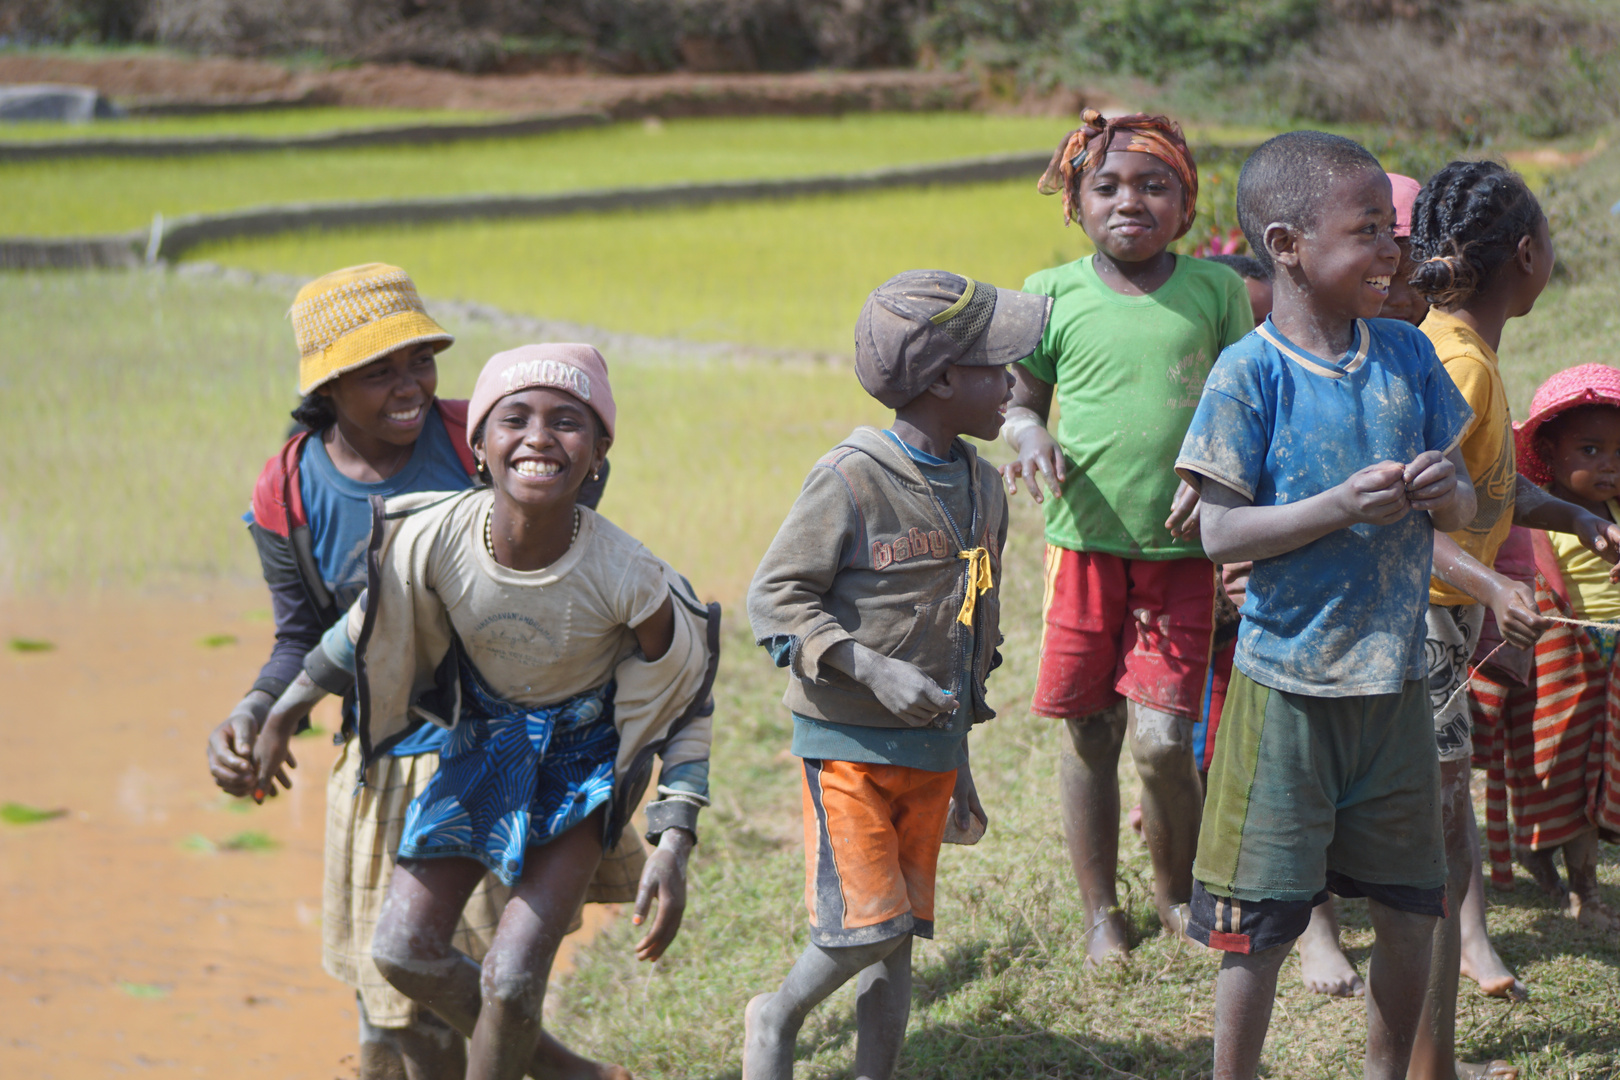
347, 493, 670, 708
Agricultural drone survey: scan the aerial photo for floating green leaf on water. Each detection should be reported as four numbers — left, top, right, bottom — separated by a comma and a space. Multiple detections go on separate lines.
8, 638, 54, 653
224, 796, 255, 814
2, 802, 68, 824
180, 833, 217, 853
199, 633, 238, 648
118, 981, 169, 1000
295, 724, 328, 739
220, 830, 277, 852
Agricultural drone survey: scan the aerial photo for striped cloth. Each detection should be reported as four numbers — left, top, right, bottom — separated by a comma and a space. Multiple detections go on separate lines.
1468, 570, 1620, 889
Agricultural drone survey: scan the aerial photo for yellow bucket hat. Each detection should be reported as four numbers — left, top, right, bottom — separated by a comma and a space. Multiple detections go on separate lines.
291, 263, 453, 395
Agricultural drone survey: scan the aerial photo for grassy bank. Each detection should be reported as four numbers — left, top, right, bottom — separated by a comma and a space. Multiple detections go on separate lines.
2, 113, 1076, 236
192, 179, 1088, 355
0, 107, 507, 142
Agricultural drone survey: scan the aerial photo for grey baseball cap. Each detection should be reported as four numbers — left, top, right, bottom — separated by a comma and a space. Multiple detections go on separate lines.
855, 270, 1053, 408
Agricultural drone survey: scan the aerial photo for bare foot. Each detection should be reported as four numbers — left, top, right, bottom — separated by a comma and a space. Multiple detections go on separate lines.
743, 992, 788, 1080
1459, 950, 1527, 1001
1517, 848, 1564, 900
533, 1032, 634, 1080
1567, 889, 1620, 932
1298, 931, 1364, 997
1455, 1059, 1519, 1080
1159, 901, 1197, 943
1083, 909, 1130, 969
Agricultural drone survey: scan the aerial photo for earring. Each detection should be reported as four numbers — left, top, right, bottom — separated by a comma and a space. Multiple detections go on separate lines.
592, 470, 600, 481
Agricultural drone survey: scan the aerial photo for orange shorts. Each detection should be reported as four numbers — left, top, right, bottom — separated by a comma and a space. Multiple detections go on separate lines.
801, 758, 956, 947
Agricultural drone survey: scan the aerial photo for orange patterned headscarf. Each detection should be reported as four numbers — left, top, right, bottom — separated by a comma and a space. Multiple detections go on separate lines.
1037, 109, 1198, 237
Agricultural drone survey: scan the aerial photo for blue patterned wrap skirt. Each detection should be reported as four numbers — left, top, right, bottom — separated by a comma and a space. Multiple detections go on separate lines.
397, 659, 619, 886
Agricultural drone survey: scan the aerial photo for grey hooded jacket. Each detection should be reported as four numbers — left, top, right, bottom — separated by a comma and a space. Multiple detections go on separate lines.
748, 426, 1008, 730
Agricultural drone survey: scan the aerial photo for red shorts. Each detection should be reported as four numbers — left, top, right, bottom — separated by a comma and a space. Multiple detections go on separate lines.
801, 758, 955, 946
1033, 546, 1232, 729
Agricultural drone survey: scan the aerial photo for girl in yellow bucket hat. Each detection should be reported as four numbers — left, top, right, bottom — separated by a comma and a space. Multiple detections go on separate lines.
203, 264, 620, 1076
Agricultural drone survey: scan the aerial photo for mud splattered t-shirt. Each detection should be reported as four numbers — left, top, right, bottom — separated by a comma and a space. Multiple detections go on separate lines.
1019, 255, 1251, 559
1175, 316, 1474, 697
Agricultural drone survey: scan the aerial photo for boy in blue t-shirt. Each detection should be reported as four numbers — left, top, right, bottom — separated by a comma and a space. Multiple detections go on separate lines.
1174, 132, 1477, 1080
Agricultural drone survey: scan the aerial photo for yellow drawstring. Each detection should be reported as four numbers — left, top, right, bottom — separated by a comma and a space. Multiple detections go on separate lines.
957, 547, 994, 626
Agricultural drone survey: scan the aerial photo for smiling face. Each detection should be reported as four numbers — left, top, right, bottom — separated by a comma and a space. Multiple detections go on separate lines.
1543, 405, 1620, 509
947, 362, 1016, 442
1077, 150, 1187, 265
476, 387, 610, 513
321, 343, 439, 448
1381, 237, 1431, 327
1280, 166, 1400, 324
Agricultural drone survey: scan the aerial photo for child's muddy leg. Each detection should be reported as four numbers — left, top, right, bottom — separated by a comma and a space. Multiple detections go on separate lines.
1516, 845, 1564, 899
1060, 702, 1129, 963
469, 810, 612, 1080
1364, 900, 1436, 1080
1458, 795, 1525, 1000
1297, 898, 1364, 997
1212, 941, 1291, 1080
1410, 759, 1517, 1080
1126, 703, 1200, 936
372, 857, 488, 1034
1563, 829, 1619, 930
394, 1006, 468, 1080
852, 934, 912, 1080
357, 992, 410, 1080
745, 934, 909, 1080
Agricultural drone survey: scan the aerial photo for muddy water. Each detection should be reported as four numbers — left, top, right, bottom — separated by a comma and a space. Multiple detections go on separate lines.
0, 588, 610, 1078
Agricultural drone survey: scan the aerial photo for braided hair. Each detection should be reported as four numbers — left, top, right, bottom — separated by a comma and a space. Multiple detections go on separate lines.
1407, 161, 1543, 309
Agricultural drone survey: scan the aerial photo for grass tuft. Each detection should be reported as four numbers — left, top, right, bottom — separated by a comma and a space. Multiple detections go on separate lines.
218, 830, 278, 852
199, 632, 238, 647
117, 981, 170, 1000
7, 637, 55, 652
1, 802, 68, 824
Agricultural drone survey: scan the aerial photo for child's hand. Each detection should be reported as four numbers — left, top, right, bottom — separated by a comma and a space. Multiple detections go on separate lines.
1487, 578, 1551, 651
1165, 480, 1202, 540
208, 691, 271, 797
1403, 450, 1458, 512
633, 827, 692, 963
1337, 461, 1411, 526
1572, 510, 1620, 572
950, 762, 988, 836
249, 713, 298, 803
859, 652, 956, 726
1000, 424, 1066, 504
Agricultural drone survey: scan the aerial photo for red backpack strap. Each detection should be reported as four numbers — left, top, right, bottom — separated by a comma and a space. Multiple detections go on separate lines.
250, 430, 312, 536
435, 398, 478, 478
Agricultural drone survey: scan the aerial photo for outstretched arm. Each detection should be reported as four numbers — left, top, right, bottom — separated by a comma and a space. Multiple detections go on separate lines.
250, 669, 328, 801
1515, 476, 1620, 571
1000, 367, 1067, 504
1431, 532, 1549, 649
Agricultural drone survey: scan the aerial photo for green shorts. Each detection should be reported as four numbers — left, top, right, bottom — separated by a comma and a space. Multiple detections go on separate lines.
1194, 668, 1446, 903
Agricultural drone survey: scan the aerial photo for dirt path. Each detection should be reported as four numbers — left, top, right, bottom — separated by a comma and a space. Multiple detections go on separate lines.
0, 587, 608, 1078
0, 53, 986, 116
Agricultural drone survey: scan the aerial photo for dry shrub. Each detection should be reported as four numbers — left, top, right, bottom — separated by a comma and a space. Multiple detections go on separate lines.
1282, 0, 1620, 139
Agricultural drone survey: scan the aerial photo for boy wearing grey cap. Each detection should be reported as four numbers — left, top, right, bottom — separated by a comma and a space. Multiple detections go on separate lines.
744, 270, 1051, 1080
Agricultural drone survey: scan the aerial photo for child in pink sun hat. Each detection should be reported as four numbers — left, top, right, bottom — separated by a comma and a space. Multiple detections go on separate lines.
1466, 365, 1620, 940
